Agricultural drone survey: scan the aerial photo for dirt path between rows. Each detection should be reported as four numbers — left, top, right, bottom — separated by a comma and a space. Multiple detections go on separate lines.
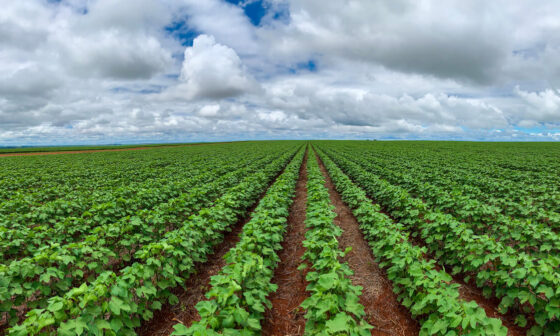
326, 152, 529, 335
136, 210, 247, 336
261, 150, 309, 336
137, 150, 291, 336
455, 274, 529, 335
315, 153, 420, 336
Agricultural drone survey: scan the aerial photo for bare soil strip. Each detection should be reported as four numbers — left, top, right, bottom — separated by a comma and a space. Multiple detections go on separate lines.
328, 153, 529, 335
261, 150, 309, 336
136, 210, 247, 336
455, 276, 529, 335
316, 154, 420, 336
137, 151, 297, 336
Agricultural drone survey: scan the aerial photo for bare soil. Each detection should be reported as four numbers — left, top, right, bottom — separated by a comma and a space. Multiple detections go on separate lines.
136, 211, 247, 336
261, 150, 309, 336
455, 277, 529, 336
137, 150, 293, 335
338, 159, 531, 336
316, 153, 420, 336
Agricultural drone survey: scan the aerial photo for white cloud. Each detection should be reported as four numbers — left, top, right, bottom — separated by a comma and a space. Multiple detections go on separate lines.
198, 104, 221, 117
515, 87, 560, 124
174, 34, 259, 100
516, 88, 560, 112
177, 0, 258, 55
82, 0, 171, 31
259, 0, 510, 83
62, 31, 172, 79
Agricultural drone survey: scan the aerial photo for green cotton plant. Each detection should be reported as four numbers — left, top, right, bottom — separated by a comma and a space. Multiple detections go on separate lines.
298, 150, 372, 336
0, 151, 279, 328
345, 141, 560, 227
172, 149, 305, 335
314, 146, 508, 336
7, 146, 302, 336
317, 144, 560, 335
0, 152, 218, 262
333, 148, 560, 260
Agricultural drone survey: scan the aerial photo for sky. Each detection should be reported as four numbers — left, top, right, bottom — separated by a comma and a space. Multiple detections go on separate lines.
1, 0, 560, 145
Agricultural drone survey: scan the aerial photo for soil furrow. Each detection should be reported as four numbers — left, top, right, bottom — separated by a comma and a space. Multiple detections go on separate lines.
136, 149, 300, 336
136, 209, 247, 336
323, 151, 530, 335
261, 149, 309, 336
316, 153, 420, 336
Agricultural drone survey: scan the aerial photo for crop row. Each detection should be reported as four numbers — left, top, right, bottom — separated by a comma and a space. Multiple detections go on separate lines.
8, 145, 303, 335
0, 146, 217, 213
359, 148, 560, 229
0, 149, 287, 327
327, 147, 560, 257
0, 147, 253, 260
314, 146, 507, 335
346, 142, 560, 220
173, 147, 305, 335
317, 144, 560, 335
298, 150, 372, 335
327, 141, 560, 216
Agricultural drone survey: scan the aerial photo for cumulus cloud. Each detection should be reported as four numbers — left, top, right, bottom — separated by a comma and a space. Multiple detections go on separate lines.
174, 34, 258, 100
515, 87, 560, 124
261, 74, 508, 135
82, 0, 171, 31
198, 104, 221, 117
0, 66, 61, 98
177, 0, 259, 55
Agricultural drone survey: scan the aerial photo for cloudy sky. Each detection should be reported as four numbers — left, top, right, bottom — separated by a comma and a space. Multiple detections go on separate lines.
1, 0, 560, 145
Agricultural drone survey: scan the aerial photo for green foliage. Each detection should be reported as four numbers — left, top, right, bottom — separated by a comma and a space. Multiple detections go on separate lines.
0, 145, 295, 327
5, 142, 304, 335
172, 148, 305, 335
317, 142, 560, 334
3, 140, 560, 335
299, 151, 372, 335
315, 145, 508, 336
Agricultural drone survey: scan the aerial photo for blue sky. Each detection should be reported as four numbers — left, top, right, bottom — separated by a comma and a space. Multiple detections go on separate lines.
225, 0, 267, 26
1, 0, 560, 145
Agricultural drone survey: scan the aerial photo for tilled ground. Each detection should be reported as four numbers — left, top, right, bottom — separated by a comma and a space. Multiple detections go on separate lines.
261, 151, 309, 336
316, 153, 420, 336
136, 210, 247, 336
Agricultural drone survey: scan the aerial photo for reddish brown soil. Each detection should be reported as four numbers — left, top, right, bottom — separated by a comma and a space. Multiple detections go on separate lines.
316, 153, 420, 336
408, 235, 529, 336
261, 150, 309, 336
455, 277, 529, 336
137, 149, 299, 335
136, 210, 247, 336
339, 162, 530, 336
